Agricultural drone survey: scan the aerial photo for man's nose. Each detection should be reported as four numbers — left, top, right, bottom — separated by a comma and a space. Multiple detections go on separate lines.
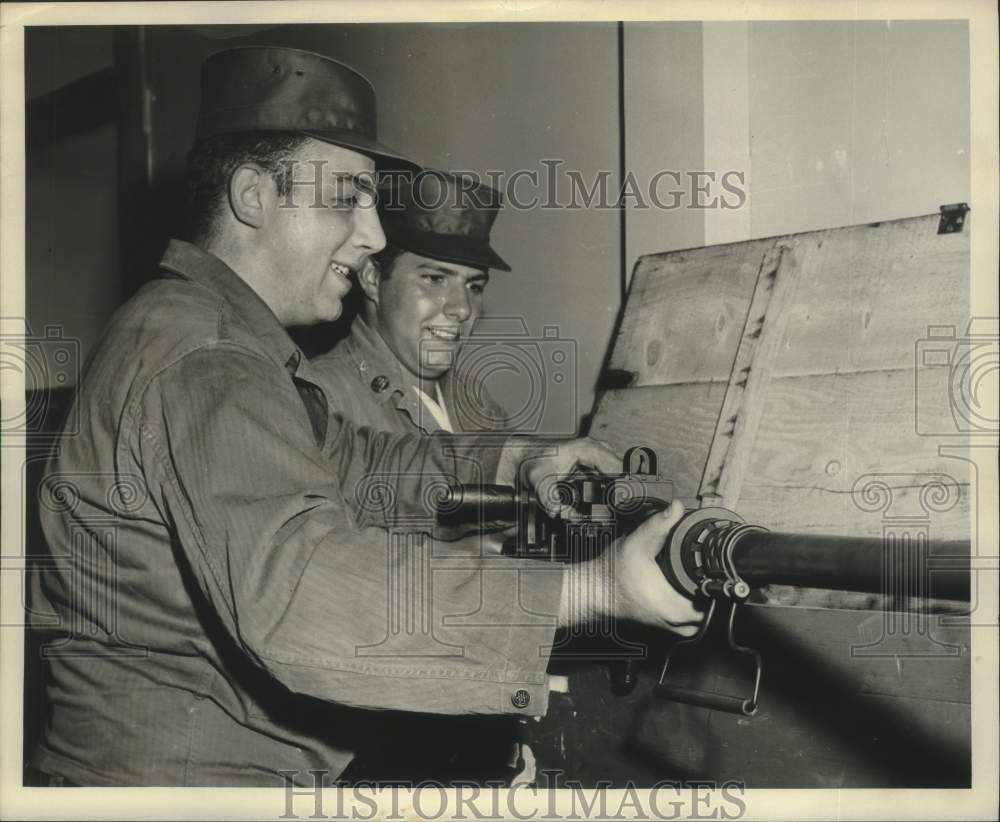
353, 201, 386, 255
443, 284, 472, 321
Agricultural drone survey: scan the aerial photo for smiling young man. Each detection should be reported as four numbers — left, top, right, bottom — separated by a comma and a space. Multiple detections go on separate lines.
312, 171, 511, 438
28, 46, 702, 787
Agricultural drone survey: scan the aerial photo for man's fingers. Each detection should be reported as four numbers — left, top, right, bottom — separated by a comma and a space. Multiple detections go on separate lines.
654, 587, 703, 635
670, 596, 705, 625
629, 499, 685, 559
662, 499, 686, 528
572, 438, 621, 475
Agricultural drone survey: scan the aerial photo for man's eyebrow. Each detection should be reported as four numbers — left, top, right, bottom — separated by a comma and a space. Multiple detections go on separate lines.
417, 263, 490, 280
328, 172, 376, 194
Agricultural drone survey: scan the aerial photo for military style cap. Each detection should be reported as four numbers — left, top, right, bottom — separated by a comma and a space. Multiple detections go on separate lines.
196, 46, 420, 174
381, 171, 510, 272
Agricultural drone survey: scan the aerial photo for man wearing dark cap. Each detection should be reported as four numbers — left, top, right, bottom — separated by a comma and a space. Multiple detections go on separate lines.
312, 171, 511, 439
29, 46, 701, 787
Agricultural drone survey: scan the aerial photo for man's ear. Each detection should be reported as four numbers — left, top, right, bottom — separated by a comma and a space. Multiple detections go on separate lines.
228, 164, 269, 229
358, 259, 382, 304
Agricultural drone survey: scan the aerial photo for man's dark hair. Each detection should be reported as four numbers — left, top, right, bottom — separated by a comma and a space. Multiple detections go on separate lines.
184, 132, 310, 244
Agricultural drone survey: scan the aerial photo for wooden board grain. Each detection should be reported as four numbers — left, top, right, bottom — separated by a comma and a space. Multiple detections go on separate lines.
736, 484, 971, 538
740, 367, 969, 527
699, 237, 815, 507
607, 213, 971, 389
608, 240, 770, 386
589, 382, 728, 503
771, 213, 971, 378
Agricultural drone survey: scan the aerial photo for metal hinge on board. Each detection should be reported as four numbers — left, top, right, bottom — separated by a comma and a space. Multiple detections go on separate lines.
938, 202, 969, 234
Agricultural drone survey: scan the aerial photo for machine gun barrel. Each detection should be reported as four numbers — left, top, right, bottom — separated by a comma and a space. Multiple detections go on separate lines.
662, 507, 971, 603
434, 484, 520, 523
732, 531, 970, 600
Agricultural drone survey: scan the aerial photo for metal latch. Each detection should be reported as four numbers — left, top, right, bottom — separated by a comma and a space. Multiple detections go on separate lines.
938, 202, 969, 234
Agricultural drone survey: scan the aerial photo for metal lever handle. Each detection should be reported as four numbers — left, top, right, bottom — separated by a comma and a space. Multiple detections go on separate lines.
653, 685, 755, 715
655, 598, 762, 717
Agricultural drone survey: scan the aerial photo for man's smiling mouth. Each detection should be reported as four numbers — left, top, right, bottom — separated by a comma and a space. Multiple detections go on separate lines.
426, 326, 460, 341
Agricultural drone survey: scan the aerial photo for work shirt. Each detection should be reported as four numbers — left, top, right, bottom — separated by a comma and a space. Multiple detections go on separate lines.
29, 240, 564, 787
310, 315, 510, 438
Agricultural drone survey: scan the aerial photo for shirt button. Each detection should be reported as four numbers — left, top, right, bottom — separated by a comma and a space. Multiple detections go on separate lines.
370, 375, 390, 393
511, 689, 531, 709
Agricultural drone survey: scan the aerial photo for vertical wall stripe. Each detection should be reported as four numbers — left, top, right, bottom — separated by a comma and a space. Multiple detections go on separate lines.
702, 22, 752, 246
617, 20, 627, 304
622, 22, 705, 284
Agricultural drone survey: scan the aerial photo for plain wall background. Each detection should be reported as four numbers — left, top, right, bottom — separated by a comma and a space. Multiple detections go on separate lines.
629, 20, 970, 256
746, 20, 970, 239
24, 28, 118, 374
623, 22, 705, 276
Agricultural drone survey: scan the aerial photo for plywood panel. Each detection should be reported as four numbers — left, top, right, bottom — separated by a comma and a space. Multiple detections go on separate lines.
739, 368, 970, 538
697, 238, 815, 507
753, 584, 971, 615
608, 212, 971, 390
736, 484, 971, 538
589, 382, 727, 502
771, 214, 971, 377
608, 240, 770, 386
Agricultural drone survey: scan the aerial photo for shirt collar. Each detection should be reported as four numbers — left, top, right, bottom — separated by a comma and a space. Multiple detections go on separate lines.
342, 315, 425, 407
158, 239, 302, 374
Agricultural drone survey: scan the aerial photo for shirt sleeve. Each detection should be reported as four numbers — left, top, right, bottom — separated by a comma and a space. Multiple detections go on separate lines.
138, 342, 563, 715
